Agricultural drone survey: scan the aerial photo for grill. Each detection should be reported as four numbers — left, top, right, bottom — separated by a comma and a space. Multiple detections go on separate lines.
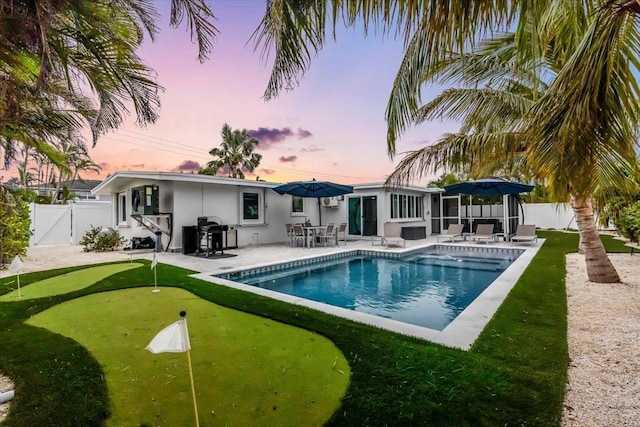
197, 216, 229, 256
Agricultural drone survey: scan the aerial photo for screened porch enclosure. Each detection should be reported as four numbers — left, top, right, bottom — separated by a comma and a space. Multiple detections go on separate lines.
431, 194, 522, 236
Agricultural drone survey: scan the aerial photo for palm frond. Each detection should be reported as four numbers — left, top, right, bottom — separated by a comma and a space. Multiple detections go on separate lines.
169, 0, 218, 62
385, 131, 525, 186
528, 3, 640, 199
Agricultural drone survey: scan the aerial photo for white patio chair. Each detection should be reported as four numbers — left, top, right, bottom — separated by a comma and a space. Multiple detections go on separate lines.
291, 224, 306, 247
336, 223, 347, 246
317, 224, 336, 247
285, 223, 293, 246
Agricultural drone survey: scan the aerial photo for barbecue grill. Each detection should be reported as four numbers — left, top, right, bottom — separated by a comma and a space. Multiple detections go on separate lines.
196, 216, 229, 256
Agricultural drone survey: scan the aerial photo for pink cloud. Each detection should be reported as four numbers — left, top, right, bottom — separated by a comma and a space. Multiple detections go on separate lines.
279, 155, 297, 163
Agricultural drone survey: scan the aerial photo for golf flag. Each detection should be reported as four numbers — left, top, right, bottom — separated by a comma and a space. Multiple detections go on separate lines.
150, 253, 157, 270
8, 256, 24, 274
146, 318, 191, 354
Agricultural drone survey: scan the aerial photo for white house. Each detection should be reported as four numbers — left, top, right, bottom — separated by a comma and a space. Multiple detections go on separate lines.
91, 171, 443, 251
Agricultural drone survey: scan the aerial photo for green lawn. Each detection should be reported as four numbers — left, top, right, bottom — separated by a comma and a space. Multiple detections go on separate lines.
0, 263, 143, 301
0, 231, 631, 426
27, 287, 349, 426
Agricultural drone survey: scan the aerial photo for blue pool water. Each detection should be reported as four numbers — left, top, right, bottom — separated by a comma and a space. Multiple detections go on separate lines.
220, 247, 522, 331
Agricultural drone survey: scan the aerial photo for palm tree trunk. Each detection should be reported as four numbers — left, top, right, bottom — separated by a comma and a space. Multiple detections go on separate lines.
571, 196, 620, 283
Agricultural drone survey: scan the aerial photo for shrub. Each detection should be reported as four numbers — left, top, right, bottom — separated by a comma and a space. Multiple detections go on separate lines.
0, 186, 32, 268
616, 201, 640, 242
80, 226, 125, 252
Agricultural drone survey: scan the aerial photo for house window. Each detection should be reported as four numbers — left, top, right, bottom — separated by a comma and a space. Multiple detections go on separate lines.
241, 189, 264, 223
292, 196, 305, 215
117, 192, 127, 225
390, 193, 424, 220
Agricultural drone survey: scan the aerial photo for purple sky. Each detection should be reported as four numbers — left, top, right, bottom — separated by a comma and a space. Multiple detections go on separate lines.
7, 1, 460, 185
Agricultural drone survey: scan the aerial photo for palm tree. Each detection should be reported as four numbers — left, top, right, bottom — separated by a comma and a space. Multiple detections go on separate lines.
1, 0, 217, 171
253, 1, 640, 283
49, 136, 102, 203
200, 123, 262, 179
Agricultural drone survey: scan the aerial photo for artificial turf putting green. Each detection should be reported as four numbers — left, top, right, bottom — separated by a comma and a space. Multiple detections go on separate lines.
27, 287, 350, 426
0, 263, 143, 301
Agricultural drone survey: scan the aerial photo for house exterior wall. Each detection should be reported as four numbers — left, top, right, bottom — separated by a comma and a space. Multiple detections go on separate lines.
352, 188, 432, 237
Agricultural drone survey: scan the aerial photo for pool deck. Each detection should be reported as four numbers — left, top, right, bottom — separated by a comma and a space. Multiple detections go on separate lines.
122, 236, 542, 350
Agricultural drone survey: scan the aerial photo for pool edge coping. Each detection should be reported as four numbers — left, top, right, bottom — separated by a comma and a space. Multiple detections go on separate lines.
191, 241, 543, 350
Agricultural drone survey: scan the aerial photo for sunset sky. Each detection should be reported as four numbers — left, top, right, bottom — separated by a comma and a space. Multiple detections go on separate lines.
5, 1, 460, 186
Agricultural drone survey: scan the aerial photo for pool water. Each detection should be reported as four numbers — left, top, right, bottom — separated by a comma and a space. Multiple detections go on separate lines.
226, 247, 522, 331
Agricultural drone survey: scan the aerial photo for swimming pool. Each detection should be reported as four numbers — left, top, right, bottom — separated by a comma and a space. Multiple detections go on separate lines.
216, 246, 524, 333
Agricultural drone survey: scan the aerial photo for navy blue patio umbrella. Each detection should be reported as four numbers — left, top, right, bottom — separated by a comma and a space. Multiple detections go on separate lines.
443, 178, 534, 195
272, 179, 354, 225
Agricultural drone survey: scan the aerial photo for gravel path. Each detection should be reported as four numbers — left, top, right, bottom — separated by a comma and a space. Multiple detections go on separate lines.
562, 253, 640, 426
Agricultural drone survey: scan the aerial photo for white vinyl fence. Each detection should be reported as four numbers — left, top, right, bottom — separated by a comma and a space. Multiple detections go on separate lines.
30, 201, 112, 246
522, 203, 577, 230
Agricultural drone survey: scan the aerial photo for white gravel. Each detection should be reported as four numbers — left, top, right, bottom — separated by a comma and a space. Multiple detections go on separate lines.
1, 246, 638, 424
562, 253, 640, 426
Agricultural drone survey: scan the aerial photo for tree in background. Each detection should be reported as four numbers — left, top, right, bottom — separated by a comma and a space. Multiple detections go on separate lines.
0, 186, 32, 268
0, 0, 217, 180
200, 123, 262, 179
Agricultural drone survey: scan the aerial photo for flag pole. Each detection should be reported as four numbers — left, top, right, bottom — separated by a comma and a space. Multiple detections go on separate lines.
17, 273, 21, 298
151, 253, 160, 293
180, 311, 199, 427
153, 265, 158, 292
186, 348, 200, 427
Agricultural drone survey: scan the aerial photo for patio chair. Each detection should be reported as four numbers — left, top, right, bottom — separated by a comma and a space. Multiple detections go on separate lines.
469, 224, 496, 244
291, 224, 306, 247
437, 224, 464, 243
382, 222, 406, 248
336, 223, 347, 246
285, 223, 293, 246
510, 224, 538, 245
317, 224, 336, 247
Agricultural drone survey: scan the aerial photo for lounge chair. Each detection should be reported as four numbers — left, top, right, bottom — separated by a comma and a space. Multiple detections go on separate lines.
437, 224, 464, 243
470, 224, 496, 244
382, 222, 406, 248
510, 224, 537, 245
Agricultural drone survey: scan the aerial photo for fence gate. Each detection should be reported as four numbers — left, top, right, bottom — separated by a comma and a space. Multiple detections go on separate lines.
30, 204, 73, 246
29, 201, 113, 246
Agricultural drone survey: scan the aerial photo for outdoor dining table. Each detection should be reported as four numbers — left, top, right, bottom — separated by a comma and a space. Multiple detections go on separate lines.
302, 225, 326, 248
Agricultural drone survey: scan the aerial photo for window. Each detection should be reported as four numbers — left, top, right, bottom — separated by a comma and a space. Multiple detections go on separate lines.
243, 192, 259, 220
117, 192, 127, 225
292, 196, 304, 214
241, 189, 264, 224
390, 193, 424, 220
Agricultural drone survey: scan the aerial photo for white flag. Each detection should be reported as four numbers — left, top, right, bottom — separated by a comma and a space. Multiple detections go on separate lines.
8, 256, 24, 274
146, 318, 191, 354
150, 254, 157, 270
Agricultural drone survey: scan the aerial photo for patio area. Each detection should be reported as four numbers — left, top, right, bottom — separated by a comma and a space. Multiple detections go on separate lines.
4, 235, 539, 279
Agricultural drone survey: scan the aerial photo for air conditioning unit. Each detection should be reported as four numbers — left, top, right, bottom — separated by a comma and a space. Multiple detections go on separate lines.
131, 185, 159, 215
323, 197, 339, 208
